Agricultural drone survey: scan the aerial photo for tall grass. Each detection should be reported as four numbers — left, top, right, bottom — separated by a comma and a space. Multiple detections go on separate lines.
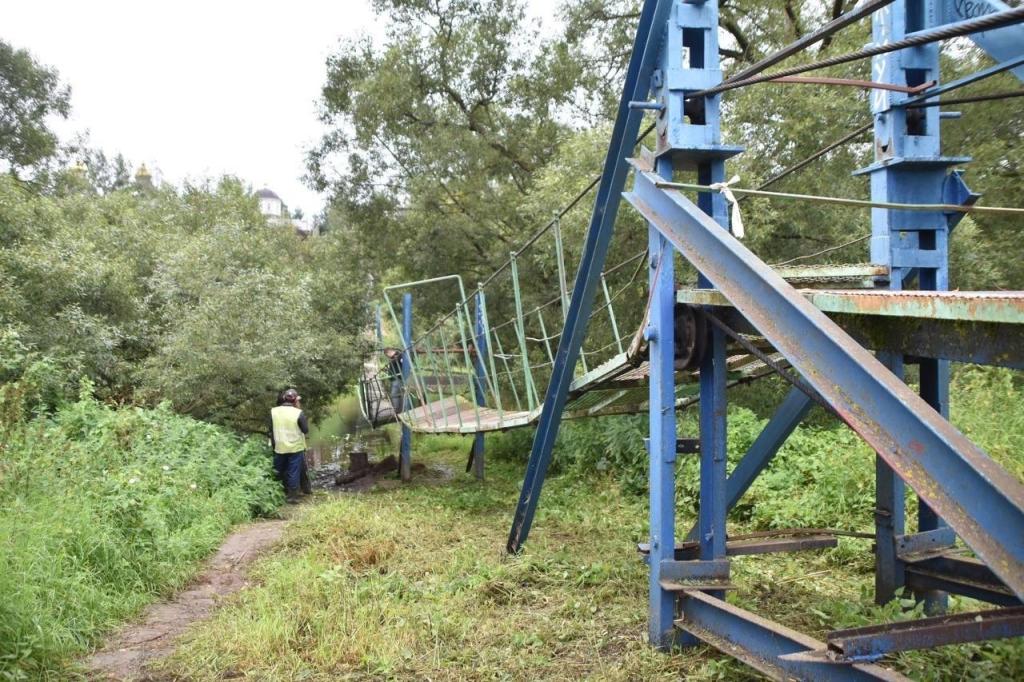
0, 391, 281, 680
490, 365, 1024, 532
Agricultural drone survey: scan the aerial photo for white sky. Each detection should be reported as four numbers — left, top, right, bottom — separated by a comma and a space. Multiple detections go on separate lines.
3, 1, 558, 217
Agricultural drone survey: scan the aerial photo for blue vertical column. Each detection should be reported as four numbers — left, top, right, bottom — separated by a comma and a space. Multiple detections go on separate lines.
400, 292, 413, 482
646, 0, 741, 648
646, 155, 678, 650
874, 352, 906, 603
696, 162, 730, 569
472, 292, 487, 481
857, 0, 963, 610
697, 322, 727, 565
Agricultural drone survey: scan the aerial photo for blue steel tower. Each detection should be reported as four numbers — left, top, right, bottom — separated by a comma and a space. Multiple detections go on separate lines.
644, 0, 742, 648
855, 0, 967, 612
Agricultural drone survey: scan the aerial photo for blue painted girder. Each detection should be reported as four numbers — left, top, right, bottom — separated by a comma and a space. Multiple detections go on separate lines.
684, 387, 813, 543
623, 161, 1024, 600
506, 0, 675, 555
677, 590, 906, 681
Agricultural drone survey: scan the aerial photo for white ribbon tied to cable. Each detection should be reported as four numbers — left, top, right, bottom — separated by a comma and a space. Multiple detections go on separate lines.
710, 175, 745, 239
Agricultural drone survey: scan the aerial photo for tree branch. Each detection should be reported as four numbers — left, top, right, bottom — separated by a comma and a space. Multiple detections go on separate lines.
820, 0, 859, 51
720, 16, 754, 63
783, 0, 806, 41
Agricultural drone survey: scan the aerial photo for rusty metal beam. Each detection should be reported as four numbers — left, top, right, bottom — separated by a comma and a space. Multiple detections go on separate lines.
676, 590, 907, 681
825, 607, 1024, 661
676, 288, 1024, 324
706, 307, 1024, 369
639, 529, 841, 559
904, 555, 1022, 607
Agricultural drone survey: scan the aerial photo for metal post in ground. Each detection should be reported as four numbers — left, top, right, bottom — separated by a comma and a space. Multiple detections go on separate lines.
656, 0, 741, 650
646, 157, 677, 649
472, 291, 488, 480
400, 292, 413, 481
858, 0, 975, 613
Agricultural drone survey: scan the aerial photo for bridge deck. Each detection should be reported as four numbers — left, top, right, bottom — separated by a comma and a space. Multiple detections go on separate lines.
677, 288, 1024, 323
396, 351, 780, 434
384, 289, 1024, 434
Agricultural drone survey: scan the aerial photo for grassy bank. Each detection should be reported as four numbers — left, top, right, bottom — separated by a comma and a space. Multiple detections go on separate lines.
0, 393, 281, 680
158, 371, 1024, 681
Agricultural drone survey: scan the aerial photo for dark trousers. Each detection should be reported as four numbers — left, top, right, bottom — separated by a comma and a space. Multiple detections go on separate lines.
274, 451, 306, 491
390, 380, 404, 414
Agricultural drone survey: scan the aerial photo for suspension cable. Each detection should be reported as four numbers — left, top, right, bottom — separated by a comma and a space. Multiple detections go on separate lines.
771, 234, 872, 267
692, 6, 1024, 98
723, 0, 897, 85
657, 180, 1024, 215
908, 89, 1024, 108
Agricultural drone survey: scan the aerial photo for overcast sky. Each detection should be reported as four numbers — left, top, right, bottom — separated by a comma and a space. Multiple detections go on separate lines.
4, 1, 386, 215
3, 1, 558, 216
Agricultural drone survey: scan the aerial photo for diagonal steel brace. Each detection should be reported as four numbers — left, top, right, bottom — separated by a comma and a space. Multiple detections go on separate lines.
624, 161, 1024, 600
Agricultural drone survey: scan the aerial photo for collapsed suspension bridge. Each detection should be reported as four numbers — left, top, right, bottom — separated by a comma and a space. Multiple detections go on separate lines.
357, 0, 1024, 678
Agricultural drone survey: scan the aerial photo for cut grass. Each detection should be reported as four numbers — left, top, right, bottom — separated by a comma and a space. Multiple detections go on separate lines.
159, 435, 1024, 681
157, 451, 727, 681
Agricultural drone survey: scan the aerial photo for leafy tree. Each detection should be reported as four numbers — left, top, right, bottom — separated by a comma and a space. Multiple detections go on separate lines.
0, 173, 371, 432
554, 0, 1021, 286
0, 39, 71, 175
310, 0, 583, 316
316, 0, 1021, 302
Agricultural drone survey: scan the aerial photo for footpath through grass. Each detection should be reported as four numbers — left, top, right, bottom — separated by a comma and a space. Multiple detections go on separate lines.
160, 422, 1024, 681
0, 391, 281, 680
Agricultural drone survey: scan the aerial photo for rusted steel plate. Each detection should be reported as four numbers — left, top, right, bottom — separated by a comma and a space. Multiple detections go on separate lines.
677, 287, 1024, 324
773, 263, 889, 288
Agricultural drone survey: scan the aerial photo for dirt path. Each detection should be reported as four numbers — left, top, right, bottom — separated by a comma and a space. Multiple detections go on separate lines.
83, 519, 287, 681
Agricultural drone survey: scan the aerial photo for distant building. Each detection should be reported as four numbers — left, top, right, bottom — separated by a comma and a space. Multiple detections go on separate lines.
256, 188, 284, 219
135, 164, 154, 191
255, 187, 318, 237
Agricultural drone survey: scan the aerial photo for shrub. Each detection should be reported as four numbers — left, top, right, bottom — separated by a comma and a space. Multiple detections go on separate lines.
0, 391, 281, 679
0, 174, 370, 433
488, 366, 1022, 535
951, 365, 1024, 480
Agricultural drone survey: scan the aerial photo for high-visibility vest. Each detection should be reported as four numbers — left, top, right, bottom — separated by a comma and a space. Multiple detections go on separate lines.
271, 405, 306, 454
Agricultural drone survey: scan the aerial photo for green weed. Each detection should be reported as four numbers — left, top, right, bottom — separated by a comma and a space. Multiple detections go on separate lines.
0, 392, 281, 680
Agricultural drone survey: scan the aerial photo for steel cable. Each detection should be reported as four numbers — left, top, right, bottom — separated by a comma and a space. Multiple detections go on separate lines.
692, 6, 1024, 98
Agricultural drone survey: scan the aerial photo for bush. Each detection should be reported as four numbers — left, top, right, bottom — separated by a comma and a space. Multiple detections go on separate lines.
490, 366, 1022, 535
951, 365, 1024, 481
0, 174, 370, 432
0, 390, 281, 679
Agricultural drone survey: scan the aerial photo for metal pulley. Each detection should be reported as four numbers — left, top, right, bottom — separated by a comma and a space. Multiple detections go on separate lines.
674, 303, 707, 370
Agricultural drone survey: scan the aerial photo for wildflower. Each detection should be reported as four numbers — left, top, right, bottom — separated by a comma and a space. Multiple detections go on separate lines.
128, 477, 139, 485
190, 483, 198, 490
162, 465, 170, 472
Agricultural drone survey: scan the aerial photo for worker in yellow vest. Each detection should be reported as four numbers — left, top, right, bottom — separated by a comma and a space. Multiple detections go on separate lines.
270, 388, 309, 504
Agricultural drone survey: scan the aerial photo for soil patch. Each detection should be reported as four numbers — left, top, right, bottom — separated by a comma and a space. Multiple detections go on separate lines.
311, 459, 454, 493
83, 519, 286, 681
